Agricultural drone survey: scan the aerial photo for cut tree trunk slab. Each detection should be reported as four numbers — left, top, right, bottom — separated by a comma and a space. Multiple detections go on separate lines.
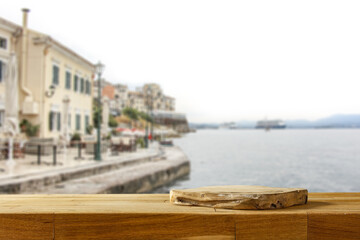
170, 185, 308, 210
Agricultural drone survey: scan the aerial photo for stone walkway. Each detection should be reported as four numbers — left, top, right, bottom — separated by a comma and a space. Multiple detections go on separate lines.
30, 146, 190, 194
0, 143, 159, 181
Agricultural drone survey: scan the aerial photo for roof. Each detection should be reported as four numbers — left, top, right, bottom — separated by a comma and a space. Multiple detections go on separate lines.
0, 17, 21, 33
0, 16, 95, 70
32, 33, 95, 70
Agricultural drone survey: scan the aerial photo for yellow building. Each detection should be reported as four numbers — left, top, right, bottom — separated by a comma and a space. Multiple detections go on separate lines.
0, 17, 21, 128
1, 9, 95, 139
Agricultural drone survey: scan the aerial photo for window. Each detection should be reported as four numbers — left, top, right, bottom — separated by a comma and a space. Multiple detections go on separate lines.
74, 75, 79, 92
57, 112, 61, 131
68, 114, 71, 128
0, 37, 7, 50
85, 115, 89, 134
0, 60, 4, 83
88, 81, 91, 95
85, 80, 91, 95
52, 65, 59, 85
80, 78, 84, 93
65, 71, 71, 89
76, 114, 81, 131
49, 111, 61, 131
49, 112, 54, 131
0, 111, 4, 127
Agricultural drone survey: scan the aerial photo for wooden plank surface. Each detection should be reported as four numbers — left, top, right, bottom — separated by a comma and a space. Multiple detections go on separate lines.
0, 214, 53, 240
0, 193, 358, 239
235, 213, 307, 240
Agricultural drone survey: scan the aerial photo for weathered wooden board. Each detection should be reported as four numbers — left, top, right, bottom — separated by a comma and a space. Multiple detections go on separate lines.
54, 214, 235, 240
0, 214, 53, 240
170, 185, 308, 210
235, 213, 307, 240
0, 193, 358, 239
308, 212, 360, 240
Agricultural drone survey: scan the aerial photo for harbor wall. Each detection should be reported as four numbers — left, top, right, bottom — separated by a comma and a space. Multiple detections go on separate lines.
0, 146, 190, 194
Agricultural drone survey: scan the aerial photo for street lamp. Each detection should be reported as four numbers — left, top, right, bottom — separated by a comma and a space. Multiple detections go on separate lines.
144, 87, 151, 148
95, 61, 105, 161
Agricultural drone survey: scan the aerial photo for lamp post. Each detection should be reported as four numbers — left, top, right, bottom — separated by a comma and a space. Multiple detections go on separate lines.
95, 61, 105, 161
149, 90, 154, 142
144, 87, 151, 148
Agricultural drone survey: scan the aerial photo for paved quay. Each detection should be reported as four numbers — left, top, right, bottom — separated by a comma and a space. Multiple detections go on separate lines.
0, 143, 190, 194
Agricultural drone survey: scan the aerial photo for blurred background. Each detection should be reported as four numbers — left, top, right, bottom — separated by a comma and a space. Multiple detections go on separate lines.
0, 0, 359, 194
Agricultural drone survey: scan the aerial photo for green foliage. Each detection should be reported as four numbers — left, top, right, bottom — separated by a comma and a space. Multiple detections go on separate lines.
139, 111, 153, 123
86, 125, 94, 135
71, 132, 81, 141
122, 107, 139, 121
105, 133, 111, 140
111, 129, 117, 136
19, 119, 40, 137
109, 114, 118, 128
122, 107, 139, 128
136, 137, 145, 148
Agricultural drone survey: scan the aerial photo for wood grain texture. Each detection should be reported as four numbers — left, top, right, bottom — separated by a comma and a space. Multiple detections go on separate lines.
308, 212, 360, 240
235, 213, 307, 240
55, 214, 235, 240
0, 193, 358, 239
170, 185, 308, 209
0, 214, 53, 240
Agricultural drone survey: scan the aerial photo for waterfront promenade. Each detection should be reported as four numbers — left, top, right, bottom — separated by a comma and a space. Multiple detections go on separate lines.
0, 143, 190, 194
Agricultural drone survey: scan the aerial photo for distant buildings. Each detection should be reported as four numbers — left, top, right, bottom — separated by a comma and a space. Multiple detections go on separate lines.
94, 82, 176, 115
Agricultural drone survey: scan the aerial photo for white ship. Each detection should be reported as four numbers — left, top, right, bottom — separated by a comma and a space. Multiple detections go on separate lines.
219, 122, 238, 129
256, 120, 286, 129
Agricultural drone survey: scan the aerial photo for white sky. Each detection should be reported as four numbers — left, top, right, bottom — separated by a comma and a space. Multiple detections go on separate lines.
1, 0, 360, 123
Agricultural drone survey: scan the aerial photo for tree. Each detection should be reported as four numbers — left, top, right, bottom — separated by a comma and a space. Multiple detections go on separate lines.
139, 111, 153, 123
109, 114, 118, 128
19, 119, 40, 137
122, 107, 139, 128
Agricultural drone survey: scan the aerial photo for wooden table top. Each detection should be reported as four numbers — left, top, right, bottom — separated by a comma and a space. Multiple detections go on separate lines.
0, 193, 359, 214
0, 193, 359, 239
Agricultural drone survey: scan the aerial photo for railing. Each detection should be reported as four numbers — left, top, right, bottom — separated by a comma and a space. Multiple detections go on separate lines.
0, 193, 359, 239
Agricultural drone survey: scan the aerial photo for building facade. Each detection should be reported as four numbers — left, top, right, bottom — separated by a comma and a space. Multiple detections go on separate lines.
0, 10, 95, 138
127, 91, 146, 112
0, 17, 20, 128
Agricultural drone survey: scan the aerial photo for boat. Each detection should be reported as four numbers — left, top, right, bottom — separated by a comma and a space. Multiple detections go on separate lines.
218, 122, 238, 129
255, 120, 286, 129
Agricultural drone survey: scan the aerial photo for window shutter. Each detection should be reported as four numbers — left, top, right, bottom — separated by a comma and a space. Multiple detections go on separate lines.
81, 78, 84, 93
49, 112, 53, 131
74, 75, 77, 91
85, 115, 88, 134
76, 114, 81, 131
57, 112, 61, 131
66, 72, 71, 89
56, 67, 59, 84
0, 60, 2, 82
53, 65, 59, 85
88, 81, 91, 95
85, 81, 88, 94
